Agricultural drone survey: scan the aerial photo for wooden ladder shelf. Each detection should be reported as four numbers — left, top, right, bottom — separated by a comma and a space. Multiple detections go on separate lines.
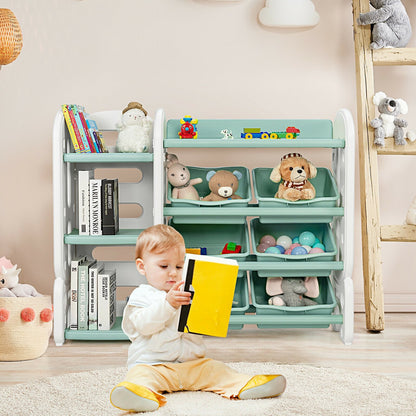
353, 0, 416, 332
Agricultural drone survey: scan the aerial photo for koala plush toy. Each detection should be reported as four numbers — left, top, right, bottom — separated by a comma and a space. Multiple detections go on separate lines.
371, 91, 416, 146
357, 0, 412, 49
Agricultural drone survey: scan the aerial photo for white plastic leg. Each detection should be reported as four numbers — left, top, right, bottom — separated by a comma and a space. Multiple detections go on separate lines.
53, 278, 66, 346
340, 278, 354, 345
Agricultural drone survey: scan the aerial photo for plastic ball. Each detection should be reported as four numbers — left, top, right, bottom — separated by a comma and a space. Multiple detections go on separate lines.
274, 245, 285, 254
40, 308, 53, 323
21, 307, 35, 322
256, 243, 269, 253
309, 247, 325, 254
312, 242, 326, 251
276, 235, 292, 249
260, 235, 276, 247
302, 245, 312, 253
0, 308, 9, 322
289, 243, 301, 250
265, 246, 281, 254
299, 231, 316, 246
291, 246, 308, 255
292, 236, 300, 244
284, 248, 292, 255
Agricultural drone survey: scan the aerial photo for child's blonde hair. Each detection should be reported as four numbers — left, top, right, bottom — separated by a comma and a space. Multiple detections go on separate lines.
135, 224, 185, 260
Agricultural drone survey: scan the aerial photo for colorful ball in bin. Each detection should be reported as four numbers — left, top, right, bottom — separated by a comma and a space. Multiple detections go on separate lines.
299, 231, 316, 246
309, 247, 325, 254
274, 245, 285, 254
265, 246, 282, 254
276, 235, 292, 250
312, 242, 326, 251
302, 245, 312, 253
292, 236, 299, 244
256, 243, 269, 253
260, 235, 276, 247
291, 246, 308, 255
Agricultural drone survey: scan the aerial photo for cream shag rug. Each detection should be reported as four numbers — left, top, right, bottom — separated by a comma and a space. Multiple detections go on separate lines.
1, 362, 415, 416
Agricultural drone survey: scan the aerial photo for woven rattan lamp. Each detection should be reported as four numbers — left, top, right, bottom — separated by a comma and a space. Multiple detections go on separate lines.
0, 8, 23, 68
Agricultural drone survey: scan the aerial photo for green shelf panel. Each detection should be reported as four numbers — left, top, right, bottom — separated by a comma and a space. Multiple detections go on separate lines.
164, 139, 345, 148
64, 229, 143, 245
65, 317, 128, 340
63, 152, 154, 163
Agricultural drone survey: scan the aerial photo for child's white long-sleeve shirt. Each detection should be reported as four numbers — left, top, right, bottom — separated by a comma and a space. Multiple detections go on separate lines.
122, 284, 206, 369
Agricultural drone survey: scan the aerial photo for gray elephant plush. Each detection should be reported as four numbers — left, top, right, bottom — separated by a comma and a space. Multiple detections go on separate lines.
357, 0, 412, 49
266, 277, 319, 307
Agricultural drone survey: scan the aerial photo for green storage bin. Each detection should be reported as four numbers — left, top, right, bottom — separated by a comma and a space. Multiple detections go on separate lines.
230, 276, 250, 330
252, 167, 339, 223
167, 166, 251, 207
250, 272, 337, 328
251, 219, 337, 262
171, 222, 249, 276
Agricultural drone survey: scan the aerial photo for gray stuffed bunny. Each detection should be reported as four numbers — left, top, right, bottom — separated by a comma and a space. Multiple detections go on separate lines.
266, 277, 318, 307
357, 0, 412, 49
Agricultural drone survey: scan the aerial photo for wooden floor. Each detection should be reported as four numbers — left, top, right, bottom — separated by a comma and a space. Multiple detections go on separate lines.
1, 313, 415, 386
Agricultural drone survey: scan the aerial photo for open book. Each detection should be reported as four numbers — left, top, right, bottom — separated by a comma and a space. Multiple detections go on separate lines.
178, 253, 239, 338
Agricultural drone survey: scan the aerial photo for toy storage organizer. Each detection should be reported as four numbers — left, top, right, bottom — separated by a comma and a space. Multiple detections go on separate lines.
53, 108, 355, 345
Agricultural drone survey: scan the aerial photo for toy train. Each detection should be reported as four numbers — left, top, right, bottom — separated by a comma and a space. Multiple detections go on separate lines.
241, 127, 300, 140
178, 115, 198, 139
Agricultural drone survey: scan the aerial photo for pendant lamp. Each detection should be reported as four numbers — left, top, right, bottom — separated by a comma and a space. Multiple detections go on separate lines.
0, 9, 23, 67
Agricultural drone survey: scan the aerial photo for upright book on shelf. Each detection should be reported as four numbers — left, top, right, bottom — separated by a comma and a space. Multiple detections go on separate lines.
78, 259, 97, 330
102, 179, 119, 235
62, 104, 82, 153
88, 262, 104, 330
178, 254, 239, 338
98, 269, 117, 330
70, 255, 87, 330
71, 104, 91, 153
89, 178, 102, 236
78, 170, 94, 235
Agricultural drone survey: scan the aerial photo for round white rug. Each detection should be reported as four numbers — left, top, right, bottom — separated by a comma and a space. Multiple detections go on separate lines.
0, 362, 414, 416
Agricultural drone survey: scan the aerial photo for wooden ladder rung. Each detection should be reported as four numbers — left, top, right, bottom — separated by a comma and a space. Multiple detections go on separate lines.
380, 225, 416, 242
373, 48, 416, 66
376, 138, 416, 155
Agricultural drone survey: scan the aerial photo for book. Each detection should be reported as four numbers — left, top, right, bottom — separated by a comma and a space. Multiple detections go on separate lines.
86, 118, 108, 153
86, 118, 102, 153
98, 269, 117, 330
178, 254, 239, 338
88, 262, 104, 330
62, 104, 82, 153
78, 107, 97, 153
78, 170, 94, 235
71, 104, 91, 153
70, 255, 87, 330
78, 259, 97, 330
89, 178, 102, 235
101, 179, 119, 235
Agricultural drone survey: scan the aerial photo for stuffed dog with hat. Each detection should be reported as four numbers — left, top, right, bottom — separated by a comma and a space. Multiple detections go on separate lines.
269, 153, 317, 201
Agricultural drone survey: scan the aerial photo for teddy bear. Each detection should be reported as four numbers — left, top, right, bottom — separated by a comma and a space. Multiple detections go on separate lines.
357, 0, 412, 49
116, 101, 153, 153
269, 153, 317, 201
202, 170, 243, 201
371, 91, 416, 146
0, 257, 42, 297
266, 276, 319, 307
165, 154, 202, 200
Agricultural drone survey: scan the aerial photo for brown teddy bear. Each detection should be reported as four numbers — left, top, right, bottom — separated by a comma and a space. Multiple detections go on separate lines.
269, 153, 317, 201
202, 170, 243, 201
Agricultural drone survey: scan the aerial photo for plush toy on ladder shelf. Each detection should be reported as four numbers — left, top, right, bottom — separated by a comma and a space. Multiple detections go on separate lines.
116, 101, 153, 153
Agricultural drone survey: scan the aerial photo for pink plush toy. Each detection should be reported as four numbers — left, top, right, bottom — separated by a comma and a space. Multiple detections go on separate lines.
0, 256, 41, 297
266, 276, 319, 307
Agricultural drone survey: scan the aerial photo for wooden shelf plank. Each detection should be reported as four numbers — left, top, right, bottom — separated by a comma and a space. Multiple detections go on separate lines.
373, 48, 416, 66
376, 138, 416, 155
381, 225, 416, 242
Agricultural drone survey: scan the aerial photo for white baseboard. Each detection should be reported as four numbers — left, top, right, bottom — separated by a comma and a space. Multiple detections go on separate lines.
354, 292, 416, 312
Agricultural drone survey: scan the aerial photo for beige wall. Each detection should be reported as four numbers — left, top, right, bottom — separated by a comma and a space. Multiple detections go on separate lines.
1, 0, 415, 311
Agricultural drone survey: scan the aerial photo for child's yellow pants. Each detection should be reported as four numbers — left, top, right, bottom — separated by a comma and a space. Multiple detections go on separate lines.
123, 358, 253, 406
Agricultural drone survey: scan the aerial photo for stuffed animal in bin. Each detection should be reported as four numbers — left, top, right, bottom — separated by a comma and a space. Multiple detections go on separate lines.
269, 153, 317, 201
357, 0, 412, 49
0, 257, 42, 297
371, 91, 416, 146
166, 154, 202, 200
116, 101, 153, 153
266, 276, 319, 307
202, 170, 243, 201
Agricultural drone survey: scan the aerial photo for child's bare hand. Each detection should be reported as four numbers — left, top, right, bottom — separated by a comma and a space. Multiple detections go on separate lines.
166, 281, 192, 309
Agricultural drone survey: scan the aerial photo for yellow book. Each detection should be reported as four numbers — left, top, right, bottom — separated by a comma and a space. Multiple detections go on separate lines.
178, 253, 239, 338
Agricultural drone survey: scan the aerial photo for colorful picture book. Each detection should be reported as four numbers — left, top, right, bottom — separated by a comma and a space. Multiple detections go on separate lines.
178, 253, 239, 338
61, 104, 108, 153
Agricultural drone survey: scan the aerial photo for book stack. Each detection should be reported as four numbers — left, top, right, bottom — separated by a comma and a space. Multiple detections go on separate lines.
62, 104, 108, 153
70, 256, 117, 331
78, 170, 119, 236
